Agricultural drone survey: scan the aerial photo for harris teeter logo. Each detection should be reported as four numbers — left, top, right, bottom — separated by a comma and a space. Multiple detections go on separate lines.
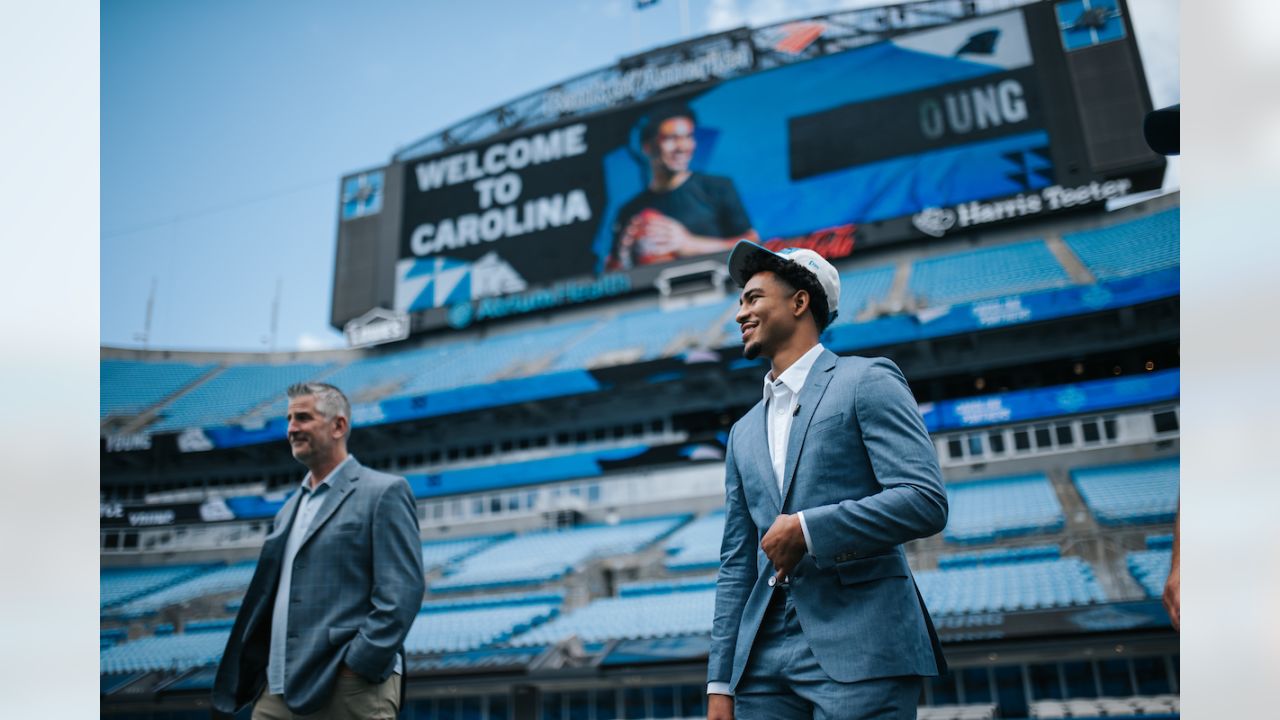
912, 179, 1133, 237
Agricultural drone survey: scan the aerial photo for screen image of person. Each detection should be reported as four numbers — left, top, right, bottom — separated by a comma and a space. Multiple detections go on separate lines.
606, 103, 758, 270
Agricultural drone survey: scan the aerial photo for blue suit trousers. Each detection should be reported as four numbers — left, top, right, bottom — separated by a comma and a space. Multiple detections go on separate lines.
735, 588, 921, 720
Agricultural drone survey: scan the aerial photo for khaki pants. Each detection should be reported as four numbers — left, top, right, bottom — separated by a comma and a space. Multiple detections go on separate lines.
252, 673, 401, 720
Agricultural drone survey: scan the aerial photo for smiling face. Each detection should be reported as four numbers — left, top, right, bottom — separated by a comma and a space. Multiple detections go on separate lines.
286, 394, 344, 467
645, 116, 696, 176
735, 270, 802, 362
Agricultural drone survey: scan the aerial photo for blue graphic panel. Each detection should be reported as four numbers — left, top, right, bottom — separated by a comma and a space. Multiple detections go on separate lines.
1056, 0, 1126, 52
342, 171, 383, 219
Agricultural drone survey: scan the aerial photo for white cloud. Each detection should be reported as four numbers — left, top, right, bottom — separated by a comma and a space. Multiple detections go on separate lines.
706, 0, 746, 32
296, 331, 343, 352
707, 0, 887, 33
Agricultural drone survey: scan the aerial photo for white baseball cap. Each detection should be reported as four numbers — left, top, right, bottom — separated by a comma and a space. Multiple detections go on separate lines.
727, 241, 841, 323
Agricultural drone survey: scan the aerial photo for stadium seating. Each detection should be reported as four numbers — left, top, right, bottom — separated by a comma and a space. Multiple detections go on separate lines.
100, 360, 216, 418
829, 264, 898, 325
431, 516, 689, 593
1072, 458, 1179, 525
915, 557, 1106, 615
1063, 208, 1179, 281
422, 535, 506, 573
908, 240, 1073, 307
100, 564, 212, 610
943, 474, 1065, 544
662, 511, 725, 572
937, 544, 1062, 570
619, 576, 716, 597
405, 598, 562, 654
245, 343, 466, 421
148, 362, 332, 433
551, 300, 734, 371
1127, 535, 1174, 599
510, 583, 714, 646
919, 705, 998, 720
100, 628, 128, 650
104, 561, 256, 618
1029, 694, 1179, 718
397, 320, 600, 397
99, 627, 230, 674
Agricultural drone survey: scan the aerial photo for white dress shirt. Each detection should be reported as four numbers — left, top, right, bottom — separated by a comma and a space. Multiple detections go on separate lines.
709, 343, 825, 697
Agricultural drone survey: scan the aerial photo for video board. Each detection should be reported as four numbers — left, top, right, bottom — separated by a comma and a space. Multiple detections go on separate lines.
337, 2, 1163, 329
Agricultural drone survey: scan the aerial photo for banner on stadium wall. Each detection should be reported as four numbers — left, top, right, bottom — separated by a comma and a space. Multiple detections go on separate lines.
920, 368, 1180, 433
823, 266, 1180, 354
395, 9, 1147, 316
99, 498, 235, 528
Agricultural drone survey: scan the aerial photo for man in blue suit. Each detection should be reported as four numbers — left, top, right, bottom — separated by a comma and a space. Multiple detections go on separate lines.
708, 242, 948, 720
213, 382, 425, 718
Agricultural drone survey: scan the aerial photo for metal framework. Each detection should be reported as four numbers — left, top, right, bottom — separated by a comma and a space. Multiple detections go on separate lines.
394, 0, 1034, 161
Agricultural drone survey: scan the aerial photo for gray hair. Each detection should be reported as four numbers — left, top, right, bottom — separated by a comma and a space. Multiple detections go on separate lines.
287, 382, 351, 433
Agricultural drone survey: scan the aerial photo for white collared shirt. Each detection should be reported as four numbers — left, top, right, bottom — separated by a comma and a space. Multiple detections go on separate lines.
762, 343, 823, 555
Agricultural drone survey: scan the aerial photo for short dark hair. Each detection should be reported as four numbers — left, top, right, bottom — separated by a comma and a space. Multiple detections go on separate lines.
638, 103, 697, 145
739, 253, 832, 332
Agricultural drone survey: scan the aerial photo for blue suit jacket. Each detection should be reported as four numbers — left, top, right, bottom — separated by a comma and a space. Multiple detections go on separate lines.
709, 351, 948, 689
212, 458, 425, 715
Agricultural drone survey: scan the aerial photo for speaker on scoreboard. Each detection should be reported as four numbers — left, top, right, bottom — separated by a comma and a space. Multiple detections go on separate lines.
1039, 0, 1164, 175
330, 162, 404, 331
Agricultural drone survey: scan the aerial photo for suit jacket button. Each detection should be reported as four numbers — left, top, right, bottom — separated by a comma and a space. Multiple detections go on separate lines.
768, 576, 777, 587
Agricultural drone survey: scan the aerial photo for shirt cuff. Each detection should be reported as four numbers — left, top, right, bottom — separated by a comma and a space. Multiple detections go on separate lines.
797, 511, 815, 556
707, 682, 733, 696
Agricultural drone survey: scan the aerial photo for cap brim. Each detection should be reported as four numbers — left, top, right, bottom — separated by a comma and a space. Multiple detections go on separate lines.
727, 240, 782, 287
1144, 105, 1179, 156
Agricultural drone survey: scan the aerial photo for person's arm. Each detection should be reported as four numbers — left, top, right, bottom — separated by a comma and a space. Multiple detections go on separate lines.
1163, 503, 1180, 630
801, 359, 948, 563
636, 213, 757, 257
343, 478, 425, 680
708, 427, 755, 711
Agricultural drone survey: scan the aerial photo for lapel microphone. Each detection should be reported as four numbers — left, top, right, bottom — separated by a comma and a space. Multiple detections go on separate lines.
793, 404, 801, 417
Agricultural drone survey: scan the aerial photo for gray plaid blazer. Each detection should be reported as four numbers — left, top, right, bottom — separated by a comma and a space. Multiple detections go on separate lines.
212, 458, 425, 715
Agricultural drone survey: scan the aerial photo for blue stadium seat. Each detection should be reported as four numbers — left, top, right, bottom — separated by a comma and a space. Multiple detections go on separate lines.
431, 516, 689, 593
908, 240, 1073, 307
915, 557, 1106, 615
937, 544, 1061, 570
1072, 458, 1179, 525
551, 300, 734, 371
100, 360, 217, 418
662, 511, 725, 572
148, 363, 333, 432
944, 474, 1065, 544
104, 561, 257, 618
101, 565, 213, 610
405, 601, 561, 654
421, 535, 506, 573
1063, 208, 1179, 281
510, 586, 714, 646
397, 320, 599, 397
1127, 543, 1173, 599
829, 264, 898, 326
99, 627, 230, 674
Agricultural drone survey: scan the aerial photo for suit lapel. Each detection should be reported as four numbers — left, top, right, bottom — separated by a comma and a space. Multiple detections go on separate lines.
298, 457, 361, 552
745, 402, 781, 513
780, 350, 838, 509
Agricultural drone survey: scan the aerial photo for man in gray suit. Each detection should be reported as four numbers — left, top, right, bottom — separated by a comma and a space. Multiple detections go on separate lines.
708, 242, 948, 720
213, 382, 425, 719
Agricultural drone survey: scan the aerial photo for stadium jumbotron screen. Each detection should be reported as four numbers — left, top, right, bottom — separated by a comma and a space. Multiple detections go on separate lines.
366, 3, 1163, 325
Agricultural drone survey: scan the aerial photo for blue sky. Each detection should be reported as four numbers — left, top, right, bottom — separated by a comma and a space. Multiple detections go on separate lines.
101, 0, 1179, 352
